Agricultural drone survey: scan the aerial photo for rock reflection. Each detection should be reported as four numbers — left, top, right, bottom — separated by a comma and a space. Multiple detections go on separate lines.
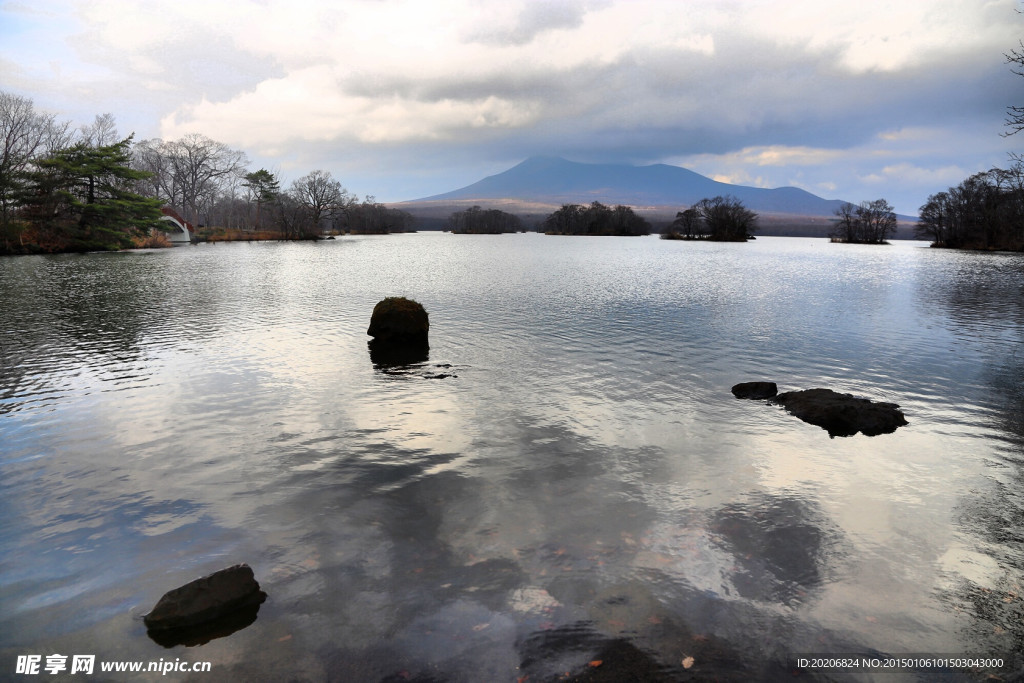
368, 340, 429, 369
146, 601, 262, 648
514, 614, 788, 682
517, 623, 672, 681
709, 493, 838, 605
367, 342, 462, 380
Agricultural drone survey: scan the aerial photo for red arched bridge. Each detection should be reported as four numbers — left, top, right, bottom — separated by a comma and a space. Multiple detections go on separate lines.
160, 207, 195, 243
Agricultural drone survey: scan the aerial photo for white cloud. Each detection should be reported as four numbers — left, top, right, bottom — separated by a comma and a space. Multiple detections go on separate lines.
709, 170, 770, 187
160, 63, 543, 149
2, 0, 1021, 213
862, 162, 970, 187
741, 0, 1018, 72
679, 145, 848, 169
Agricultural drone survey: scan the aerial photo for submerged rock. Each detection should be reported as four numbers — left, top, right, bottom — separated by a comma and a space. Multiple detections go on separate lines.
772, 388, 908, 438
731, 381, 778, 399
509, 587, 562, 614
143, 564, 267, 631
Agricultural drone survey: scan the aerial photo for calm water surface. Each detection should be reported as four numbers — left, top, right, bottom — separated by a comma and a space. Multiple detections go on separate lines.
1, 235, 1023, 681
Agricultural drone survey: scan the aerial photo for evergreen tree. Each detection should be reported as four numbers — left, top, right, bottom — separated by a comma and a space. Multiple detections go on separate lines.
243, 168, 280, 229
20, 135, 163, 251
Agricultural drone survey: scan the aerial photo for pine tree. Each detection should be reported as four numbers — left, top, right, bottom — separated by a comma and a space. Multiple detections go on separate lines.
21, 135, 163, 251
243, 168, 280, 230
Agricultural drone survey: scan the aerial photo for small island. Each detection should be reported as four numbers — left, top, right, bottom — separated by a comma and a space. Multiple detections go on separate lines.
828, 199, 897, 244
661, 195, 758, 242
447, 205, 522, 233
542, 201, 650, 236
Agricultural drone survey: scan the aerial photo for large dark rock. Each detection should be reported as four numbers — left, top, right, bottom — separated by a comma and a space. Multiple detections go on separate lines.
367, 297, 430, 367
367, 297, 429, 347
143, 564, 267, 631
731, 381, 778, 399
772, 388, 908, 438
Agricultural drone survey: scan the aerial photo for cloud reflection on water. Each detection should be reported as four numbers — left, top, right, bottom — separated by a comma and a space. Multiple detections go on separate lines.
2, 238, 1023, 680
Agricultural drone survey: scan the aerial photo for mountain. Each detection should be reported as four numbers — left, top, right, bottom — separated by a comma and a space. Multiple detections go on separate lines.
413, 156, 849, 217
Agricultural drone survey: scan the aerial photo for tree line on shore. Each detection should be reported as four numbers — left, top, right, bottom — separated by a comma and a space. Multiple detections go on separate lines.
440, 33, 1024, 251
6, 29, 1024, 257
0, 91, 412, 254
915, 164, 1024, 251
912, 40, 1024, 252
447, 205, 524, 233
542, 202, 651, 236
445, 201, 651, 236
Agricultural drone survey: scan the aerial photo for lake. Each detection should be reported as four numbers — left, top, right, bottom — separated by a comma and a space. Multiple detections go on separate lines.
1, 234, 1022, 681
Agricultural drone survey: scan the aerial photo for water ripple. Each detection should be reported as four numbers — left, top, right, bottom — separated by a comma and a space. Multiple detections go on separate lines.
1, 237, 1023, 677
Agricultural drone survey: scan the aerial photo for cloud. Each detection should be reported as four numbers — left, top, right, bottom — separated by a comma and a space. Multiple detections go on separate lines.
465, 0, 597, 46
1, 0, 1022, 214
682, 145, 848, 169
675, 125, 1005, 213
861, 162, 971, 188
160, 65, 545, 151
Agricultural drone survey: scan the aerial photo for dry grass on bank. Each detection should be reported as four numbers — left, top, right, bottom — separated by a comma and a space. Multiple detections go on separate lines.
198, 227, 328, 242
132, 232, 173, 248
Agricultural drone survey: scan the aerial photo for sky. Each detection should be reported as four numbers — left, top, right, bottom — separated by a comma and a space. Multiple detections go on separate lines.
1, 0, 1022, 215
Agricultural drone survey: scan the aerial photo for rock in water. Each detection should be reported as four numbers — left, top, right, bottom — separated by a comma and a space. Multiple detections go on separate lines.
367, 297, 429, 347
367, 297, 430, 367
772, 388, 908, 438
144, 564, 267, 631
731, 381, 778, 399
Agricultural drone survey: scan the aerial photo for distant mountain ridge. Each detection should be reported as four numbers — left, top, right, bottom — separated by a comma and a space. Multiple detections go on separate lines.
413, 156, 850, 217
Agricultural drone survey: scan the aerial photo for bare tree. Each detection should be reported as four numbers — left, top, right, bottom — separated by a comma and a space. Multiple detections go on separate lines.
290, 169, 353, 232
164, 134, 247, 226
78, 113, 119, 147
128, 134, 247, 227
43, 119, 74, 157
1005, 41, 1024, 143
830, 202, 858, 242
857, 199, 898, 243
542, 203, 585, 234
215, 170, 246, 230
1, 91, 70, 240
694, 195, 758, 241
916, 191, 952, 245
830, 198, 896, 244
448, 205, 522, 233
663, 207, 702, 239
344, 196, 414, 234
917, 168, 1024, 250
131, 138, 178, 205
